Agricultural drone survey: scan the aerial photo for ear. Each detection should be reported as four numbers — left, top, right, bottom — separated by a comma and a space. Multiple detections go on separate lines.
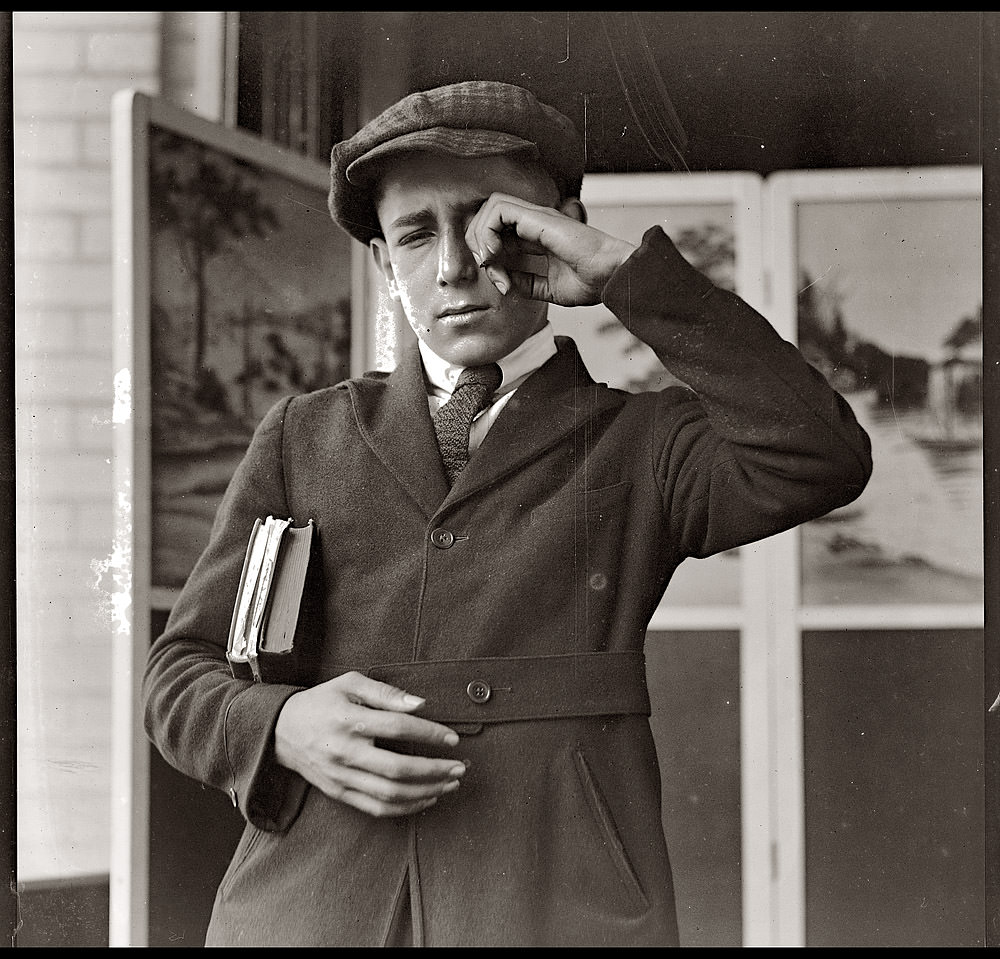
370, 238, 400, 299
557, 197, 587, 225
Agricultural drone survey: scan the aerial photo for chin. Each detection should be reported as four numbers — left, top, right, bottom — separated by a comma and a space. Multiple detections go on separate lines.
432, 335, 517, 368
444, 348, 508, 367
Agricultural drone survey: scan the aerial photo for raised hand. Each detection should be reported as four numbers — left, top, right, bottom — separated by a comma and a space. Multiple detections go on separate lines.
464, 193, 636, 307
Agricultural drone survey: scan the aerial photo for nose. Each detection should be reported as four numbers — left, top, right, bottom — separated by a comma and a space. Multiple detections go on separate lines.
436, 226, 479, 286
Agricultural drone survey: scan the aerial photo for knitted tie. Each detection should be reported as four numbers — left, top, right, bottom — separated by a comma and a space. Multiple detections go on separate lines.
432, 363, 503, 484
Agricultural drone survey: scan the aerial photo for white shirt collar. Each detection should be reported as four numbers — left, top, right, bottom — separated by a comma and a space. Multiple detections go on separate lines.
419, 322, 558, 398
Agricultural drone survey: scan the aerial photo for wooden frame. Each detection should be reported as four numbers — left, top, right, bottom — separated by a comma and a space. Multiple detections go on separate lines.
109, 89, 362, 946
763, 165, 984, 945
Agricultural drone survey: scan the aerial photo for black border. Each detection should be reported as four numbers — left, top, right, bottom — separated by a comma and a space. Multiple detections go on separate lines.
1, 10, 17, 948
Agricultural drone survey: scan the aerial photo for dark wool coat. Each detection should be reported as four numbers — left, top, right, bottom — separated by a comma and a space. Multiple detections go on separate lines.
143, 227, 873, 948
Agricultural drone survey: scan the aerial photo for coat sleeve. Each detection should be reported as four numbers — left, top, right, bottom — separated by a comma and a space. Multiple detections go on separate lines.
142, 393, 310, 832
602, 226, 874, 558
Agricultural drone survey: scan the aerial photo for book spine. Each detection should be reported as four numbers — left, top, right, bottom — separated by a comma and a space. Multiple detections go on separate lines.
226, 516, 267, 662
245, 517, 291, 681
260, 519, 315, 654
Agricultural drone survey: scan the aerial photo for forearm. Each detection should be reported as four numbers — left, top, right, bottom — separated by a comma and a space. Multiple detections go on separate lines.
142, 394, 309, 829
603, 226, 872, 476
142, 635, 303, 827
603, 226, 873, 555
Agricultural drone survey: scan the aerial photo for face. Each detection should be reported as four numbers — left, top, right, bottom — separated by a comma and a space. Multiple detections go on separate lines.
370, 152, 561, 367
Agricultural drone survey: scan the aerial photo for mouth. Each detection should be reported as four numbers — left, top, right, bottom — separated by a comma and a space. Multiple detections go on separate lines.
437, 304, 491, 324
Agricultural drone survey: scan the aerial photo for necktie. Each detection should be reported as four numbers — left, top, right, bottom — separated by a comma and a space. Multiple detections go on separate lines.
432, 363, 503, 484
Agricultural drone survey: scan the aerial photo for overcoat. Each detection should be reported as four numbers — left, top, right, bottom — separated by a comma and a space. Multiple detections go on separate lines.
143, 228, 873, 947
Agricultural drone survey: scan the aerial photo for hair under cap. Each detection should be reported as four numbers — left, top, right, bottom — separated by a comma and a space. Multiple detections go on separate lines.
328, 80, 585, 245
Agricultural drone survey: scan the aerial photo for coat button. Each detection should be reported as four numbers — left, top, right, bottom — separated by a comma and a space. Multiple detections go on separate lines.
430, 528, 455, 549
466, 679, 491, 703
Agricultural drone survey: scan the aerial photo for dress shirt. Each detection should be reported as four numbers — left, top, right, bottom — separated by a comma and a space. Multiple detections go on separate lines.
419, 322, 558, 454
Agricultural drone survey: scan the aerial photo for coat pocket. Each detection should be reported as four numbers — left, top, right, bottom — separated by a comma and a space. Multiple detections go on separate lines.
572, 747, 650, 914
529, 480, 632, 525
218, 821, 267, 901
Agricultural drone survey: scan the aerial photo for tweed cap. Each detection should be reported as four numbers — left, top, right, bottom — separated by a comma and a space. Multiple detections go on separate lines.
328, 80, 585, 245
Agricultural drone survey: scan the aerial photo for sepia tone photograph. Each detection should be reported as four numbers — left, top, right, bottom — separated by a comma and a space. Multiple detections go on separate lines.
6, 10, 995, 949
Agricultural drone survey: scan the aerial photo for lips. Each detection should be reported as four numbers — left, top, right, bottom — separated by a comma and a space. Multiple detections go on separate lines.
438, 304, 489, 321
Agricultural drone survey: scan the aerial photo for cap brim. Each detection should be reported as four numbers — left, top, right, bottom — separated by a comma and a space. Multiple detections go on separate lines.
345, 127, 540, 186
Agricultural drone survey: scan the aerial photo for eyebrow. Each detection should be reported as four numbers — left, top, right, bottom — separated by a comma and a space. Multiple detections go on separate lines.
387, 209, 435, 232
387, 197, 489, 234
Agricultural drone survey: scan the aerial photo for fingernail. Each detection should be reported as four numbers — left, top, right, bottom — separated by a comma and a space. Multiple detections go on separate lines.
494, 278, 508, 295
471, 250, 482, 267
449, 765, 466, 778
402, 694, 425, 708
444, 731, 459, 746
443, 779, 460, 792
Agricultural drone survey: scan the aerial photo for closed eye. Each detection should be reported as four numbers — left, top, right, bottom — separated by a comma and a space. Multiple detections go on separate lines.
397, 229, 433, 247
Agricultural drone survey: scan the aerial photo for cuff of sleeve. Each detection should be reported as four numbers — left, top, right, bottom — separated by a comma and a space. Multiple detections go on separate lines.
602, 225, 718, 319
225, 681, 309, 832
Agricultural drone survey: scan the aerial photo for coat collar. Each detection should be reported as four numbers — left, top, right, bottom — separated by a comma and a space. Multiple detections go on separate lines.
348, 336, 622, 518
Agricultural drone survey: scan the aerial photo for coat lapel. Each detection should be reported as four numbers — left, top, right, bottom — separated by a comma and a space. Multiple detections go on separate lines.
450, 337, 623, 503
348, 336, 623, 516
348, 342, 450, 516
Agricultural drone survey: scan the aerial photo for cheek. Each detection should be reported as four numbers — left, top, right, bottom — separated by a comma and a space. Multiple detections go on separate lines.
392, 277, 432, 335
388, 259, 419, 306
393, 276, 416, 314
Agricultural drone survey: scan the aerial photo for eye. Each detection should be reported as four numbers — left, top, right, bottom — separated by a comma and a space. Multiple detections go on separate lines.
397, 229, 433, 247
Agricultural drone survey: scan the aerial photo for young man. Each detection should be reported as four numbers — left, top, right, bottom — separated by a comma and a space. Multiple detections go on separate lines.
143, 81, 873, 947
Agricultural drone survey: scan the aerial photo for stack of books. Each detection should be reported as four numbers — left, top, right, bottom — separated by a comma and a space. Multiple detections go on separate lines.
226, 515, 316, 682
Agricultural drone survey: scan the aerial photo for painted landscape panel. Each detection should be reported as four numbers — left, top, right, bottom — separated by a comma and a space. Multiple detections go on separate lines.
793, 190, 983, 605
147, 122, 352, 590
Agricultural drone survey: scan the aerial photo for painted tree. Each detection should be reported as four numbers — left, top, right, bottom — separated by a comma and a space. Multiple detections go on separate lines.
598, 221, 736, 392
149, 128, 281, 403
943, 303, 982, 352
673, 223, 735, 291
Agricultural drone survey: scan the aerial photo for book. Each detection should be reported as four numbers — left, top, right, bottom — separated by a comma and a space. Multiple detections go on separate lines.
226, 515, 316, 683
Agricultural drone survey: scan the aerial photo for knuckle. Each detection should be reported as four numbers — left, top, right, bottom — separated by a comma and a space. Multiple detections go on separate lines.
325, 781, 346, 802
374, 681, 402, 704
368, 783, 391, 804
324, 738, 353, 766
385, 755, 413, 782
379, 782, 414, 805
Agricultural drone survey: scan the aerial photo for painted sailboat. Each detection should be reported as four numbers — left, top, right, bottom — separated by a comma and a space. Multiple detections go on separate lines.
907, 348, 982, 453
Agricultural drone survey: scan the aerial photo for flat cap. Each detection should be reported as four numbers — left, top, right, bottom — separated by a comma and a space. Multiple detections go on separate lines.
328, 80, 585, 245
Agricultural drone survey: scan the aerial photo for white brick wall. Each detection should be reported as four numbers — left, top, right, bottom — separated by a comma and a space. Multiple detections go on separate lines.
12, 10, 208, 884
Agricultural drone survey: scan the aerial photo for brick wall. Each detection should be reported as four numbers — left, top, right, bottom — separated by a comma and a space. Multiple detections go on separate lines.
12, 10, 211, 885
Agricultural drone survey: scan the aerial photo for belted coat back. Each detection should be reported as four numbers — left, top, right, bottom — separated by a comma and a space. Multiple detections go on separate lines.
143, 228, 873, 947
